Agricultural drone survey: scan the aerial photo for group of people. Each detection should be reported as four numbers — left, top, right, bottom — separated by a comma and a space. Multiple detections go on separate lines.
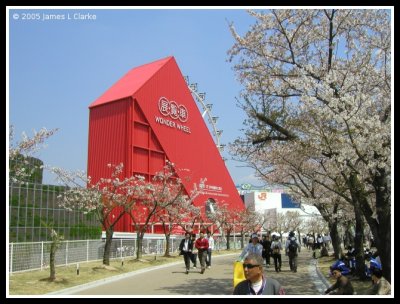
178, 231, 214, 275
234, 231, 302, 295
180, 231, 391, 296
323, 245, 390, 295
238, 232, 300, 274
342, 245, 382, 278
325, 265, 391, 295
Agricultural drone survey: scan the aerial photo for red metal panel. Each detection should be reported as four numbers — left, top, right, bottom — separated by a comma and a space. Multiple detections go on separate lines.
150, 151, 165, 175
133, 122, 149, 148
89, 57, 172, 108
133, 147, 149, 174
133, 100, 147, 124
88, 98, 130, 233
89, 56, 244, 234
132, 58, 244, 212
87, 98, 129, 183
150, 131, 162, 151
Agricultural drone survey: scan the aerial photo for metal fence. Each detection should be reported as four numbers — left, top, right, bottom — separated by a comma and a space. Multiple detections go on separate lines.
8, 235, 245, 274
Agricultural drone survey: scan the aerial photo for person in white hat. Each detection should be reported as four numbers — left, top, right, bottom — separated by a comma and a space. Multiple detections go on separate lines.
238, 233, 263, 261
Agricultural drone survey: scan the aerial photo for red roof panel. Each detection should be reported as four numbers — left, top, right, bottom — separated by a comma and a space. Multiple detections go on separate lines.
89, 56, 173, 108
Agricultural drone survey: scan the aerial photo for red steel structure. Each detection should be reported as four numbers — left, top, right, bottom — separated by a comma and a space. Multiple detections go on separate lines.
88, 56, 244, 234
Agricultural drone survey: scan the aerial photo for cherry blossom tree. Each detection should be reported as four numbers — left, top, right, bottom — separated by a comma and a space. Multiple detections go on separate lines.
174, 202, 202, 235
157, 200, 200, 257
9, 125, 58, 183
285, 210, 303, 235
235, 208, 265, 248
147, 162, 202, 257
228, 9, 391, 281
208, 204, 240, 250
54, 164, 138, 266
124, 162, 203, 259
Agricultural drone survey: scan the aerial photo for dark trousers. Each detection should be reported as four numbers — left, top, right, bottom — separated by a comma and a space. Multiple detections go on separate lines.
273, 253, 282, 271
182, 252, 191, 271
265, 251, 271, 265
288, 253, 298, 271
190, 252, 198, 267
198, 249, 207, 270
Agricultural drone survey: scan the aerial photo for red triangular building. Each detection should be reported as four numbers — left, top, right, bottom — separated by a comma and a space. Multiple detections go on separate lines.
88, 56, 243, 234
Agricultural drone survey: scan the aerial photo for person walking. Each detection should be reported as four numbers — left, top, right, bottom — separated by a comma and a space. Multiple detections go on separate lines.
195, 232, 209, 274
270, 235, 283, 273
285, 231, 300, 272
190, 233, 198, 269
233, 253, 285, 295
205, 232, 214, 269
261, 235, 272, 267
178, 232, 193, 274
238, 233, 263, 261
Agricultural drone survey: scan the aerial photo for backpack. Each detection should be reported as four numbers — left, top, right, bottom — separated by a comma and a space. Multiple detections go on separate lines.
288, 239, 298, 253
273, 244, 280, 254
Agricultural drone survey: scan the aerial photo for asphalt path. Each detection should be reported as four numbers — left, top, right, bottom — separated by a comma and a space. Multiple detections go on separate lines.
50, 249, 329, 296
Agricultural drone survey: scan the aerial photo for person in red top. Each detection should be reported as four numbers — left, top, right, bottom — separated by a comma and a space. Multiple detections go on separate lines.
195, 232, 209, 274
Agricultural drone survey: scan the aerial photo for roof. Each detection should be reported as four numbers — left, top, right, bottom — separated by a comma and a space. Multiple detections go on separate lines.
89, 56, 174, 108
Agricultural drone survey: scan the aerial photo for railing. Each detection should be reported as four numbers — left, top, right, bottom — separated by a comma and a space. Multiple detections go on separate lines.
8, 236, 244, 274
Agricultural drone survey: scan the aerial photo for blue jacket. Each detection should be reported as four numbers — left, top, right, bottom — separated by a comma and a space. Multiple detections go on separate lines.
330, 260, 351, 276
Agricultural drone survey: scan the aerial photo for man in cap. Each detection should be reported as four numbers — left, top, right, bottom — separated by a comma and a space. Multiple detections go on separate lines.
238, 233, 263, 261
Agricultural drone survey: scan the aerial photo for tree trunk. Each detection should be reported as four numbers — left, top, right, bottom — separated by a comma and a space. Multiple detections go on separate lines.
371, 168, 391, 283
376, 216, 391, 283
136, 231, 144, 259
164, 234, 171, 257
226, 230, 231, 250
103, 228, 113, 265
349, 171, 391, 283
329, 221, 341, 260
318, 202, 341, 259
343, 221, 354, 249
353, 207, 366, 280
240, 233, 245, 249
49, 242, 56, 281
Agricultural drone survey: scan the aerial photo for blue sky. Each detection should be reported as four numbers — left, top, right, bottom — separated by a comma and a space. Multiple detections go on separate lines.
8, 7, 266, 187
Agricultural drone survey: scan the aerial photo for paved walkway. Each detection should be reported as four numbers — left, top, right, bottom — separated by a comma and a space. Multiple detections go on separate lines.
49, 248, 330, 296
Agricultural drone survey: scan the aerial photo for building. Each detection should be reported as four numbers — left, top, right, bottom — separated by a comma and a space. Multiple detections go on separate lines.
241, 187, 321, 234
88, 56, 244, 234
9, 156, 101, 242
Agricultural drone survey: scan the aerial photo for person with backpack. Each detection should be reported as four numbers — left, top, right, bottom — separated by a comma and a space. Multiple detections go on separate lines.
285, 231, 300, 272
270, 235, 283, 273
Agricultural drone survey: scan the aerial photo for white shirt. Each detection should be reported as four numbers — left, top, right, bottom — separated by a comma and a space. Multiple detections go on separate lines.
207, 236, 215, 250
239, 242, 263, 260
183, 239, 189, 252
251, 280, 263, 294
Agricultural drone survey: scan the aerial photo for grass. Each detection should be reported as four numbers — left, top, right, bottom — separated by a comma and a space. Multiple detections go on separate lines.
8, 249, 240, 296
317, 255, 372, 294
